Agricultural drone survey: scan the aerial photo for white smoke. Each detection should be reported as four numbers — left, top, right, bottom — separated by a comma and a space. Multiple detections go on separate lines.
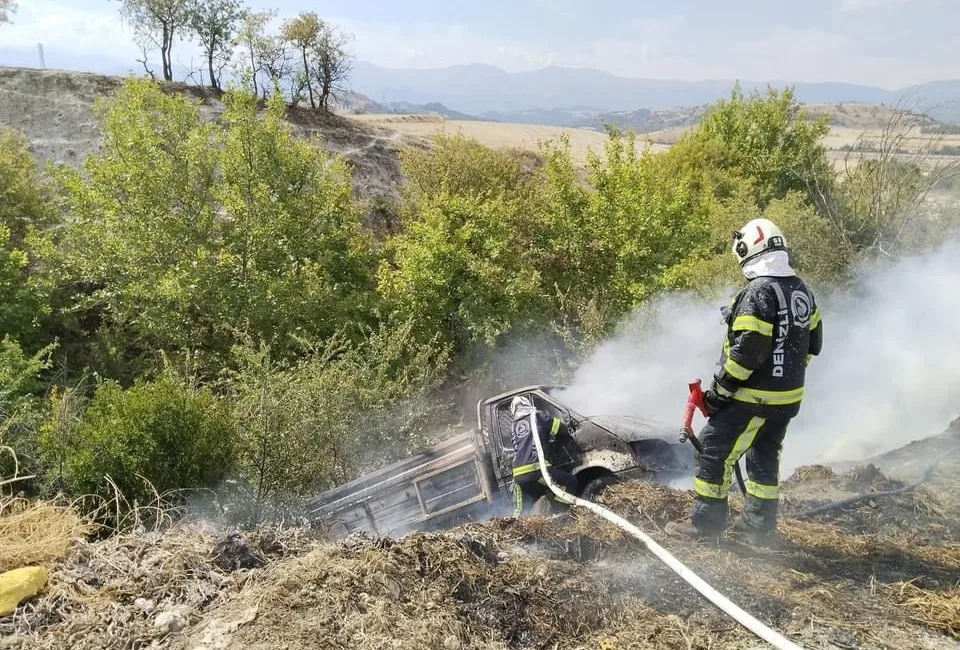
556, 239, 960, 474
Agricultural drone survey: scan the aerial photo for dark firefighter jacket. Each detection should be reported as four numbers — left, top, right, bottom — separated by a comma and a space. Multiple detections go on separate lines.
714, 275, 823, 418
511, 410, 567, 477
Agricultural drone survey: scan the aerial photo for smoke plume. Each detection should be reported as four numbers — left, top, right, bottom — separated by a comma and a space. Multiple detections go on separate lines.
556, 239, 960, 474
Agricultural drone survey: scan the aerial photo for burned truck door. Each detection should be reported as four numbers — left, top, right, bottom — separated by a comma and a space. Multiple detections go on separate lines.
482, 389, 580, 486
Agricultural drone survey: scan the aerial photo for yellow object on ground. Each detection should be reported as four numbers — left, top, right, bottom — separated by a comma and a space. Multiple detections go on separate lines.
0, 566, 49, 616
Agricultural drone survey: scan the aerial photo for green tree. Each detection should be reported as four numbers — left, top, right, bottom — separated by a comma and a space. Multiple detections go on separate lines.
676, 85, 832, 207
583, 128, 712, 311
233, 8, 272, 97
226, 322, 449, 521
58, 80, 376, 374
663, 188, 850, 293
281, 12, 321, 109
117, 0, 192, 81
379, 135, 545, 363
187, 0, 245, 91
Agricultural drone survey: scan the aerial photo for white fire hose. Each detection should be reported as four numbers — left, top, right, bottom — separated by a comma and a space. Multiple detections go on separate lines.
526, 410, 808, 650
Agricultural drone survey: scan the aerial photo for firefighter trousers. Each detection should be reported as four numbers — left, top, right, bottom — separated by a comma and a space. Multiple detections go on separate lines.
691, 405, 790, 535
513, 469, 577, 517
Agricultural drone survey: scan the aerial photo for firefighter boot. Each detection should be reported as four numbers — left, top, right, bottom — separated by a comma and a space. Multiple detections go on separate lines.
665, 518, 720, 543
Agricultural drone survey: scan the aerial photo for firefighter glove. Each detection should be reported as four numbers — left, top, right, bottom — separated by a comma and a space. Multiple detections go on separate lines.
703, 389, 731, 416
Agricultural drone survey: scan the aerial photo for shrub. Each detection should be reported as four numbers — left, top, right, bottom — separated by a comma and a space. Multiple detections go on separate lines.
225, 322, 451, 522
40, 374, 236, 509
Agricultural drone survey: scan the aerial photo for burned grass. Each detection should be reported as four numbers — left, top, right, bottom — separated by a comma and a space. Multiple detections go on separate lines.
5, 450, 960, 649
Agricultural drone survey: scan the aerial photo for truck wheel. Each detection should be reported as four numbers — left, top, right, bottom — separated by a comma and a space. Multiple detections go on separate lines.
580, 476, 617, 501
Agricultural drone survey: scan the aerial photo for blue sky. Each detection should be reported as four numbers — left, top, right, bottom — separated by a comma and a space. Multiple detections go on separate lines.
1, 0, 958, 87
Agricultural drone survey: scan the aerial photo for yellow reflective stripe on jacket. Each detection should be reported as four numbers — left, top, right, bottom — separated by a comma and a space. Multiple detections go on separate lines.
694, 416, 764, 500
723, 357, 753, 381
732, 315, 773, 336
745, 479, 779, 500
513, 461, 551, 476
733, 386, 804, 406
809, 307, 821, 329
549, 417, 561, 437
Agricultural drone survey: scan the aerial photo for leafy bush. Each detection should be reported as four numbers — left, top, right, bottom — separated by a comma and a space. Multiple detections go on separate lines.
677, 85, 833, 207
0, 337, 54, 485
225, 321, 450, 522
58, 81, 377, 376
0, 127, 56, 350
39, 374, 236, 508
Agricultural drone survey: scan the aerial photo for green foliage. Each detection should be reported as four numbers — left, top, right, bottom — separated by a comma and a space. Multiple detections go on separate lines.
0, 127, 56, 348
59, 80, 376, 374
679, 85, 832, 206
582, 129, 712, 310
400, 133, 528, 202
40, 373, 236, 507
225, 322, 450, 521
187, 0, 245, 91
18, 73, 949, 519
833, 158, 927, 255
380, 134, 545, 362
0, 337, 55, 482
663, 189, 850, 293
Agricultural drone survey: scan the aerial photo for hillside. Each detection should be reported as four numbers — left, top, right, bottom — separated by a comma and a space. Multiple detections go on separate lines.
3, 66, 958, 198
0, 66, 425, 205
350, 61, 960, 123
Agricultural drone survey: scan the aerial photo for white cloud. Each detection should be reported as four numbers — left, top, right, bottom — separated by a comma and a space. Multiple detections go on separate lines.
2, 2, 959, 90
3, 0, 138, 60
833, 0, 922, 14
336, 19, 559, 72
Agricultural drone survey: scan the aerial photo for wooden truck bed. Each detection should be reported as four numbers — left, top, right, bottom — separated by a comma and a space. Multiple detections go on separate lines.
305, 432, 494, 537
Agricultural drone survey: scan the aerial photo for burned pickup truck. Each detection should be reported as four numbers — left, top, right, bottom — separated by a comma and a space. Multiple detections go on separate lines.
306, 385, 695, 538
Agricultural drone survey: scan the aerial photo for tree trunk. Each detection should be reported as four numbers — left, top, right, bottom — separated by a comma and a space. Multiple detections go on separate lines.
162, 22, 174, 81
208, 44, 218, 91
301, 47, 315, 109
249, 47, 259, 97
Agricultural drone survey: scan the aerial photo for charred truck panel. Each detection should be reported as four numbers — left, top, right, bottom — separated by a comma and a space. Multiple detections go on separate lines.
306, 385, 695, 538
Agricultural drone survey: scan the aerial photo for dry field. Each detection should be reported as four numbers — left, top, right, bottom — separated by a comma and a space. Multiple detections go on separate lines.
350, 113, 670, 164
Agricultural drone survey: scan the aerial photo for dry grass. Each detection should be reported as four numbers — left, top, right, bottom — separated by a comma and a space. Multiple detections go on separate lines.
0, 498, 90, 572
889, 582, 960, 638
348, 114, 671, 165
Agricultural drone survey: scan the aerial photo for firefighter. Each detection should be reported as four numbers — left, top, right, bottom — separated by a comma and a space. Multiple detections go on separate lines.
666, 218, 823, 543
510, 394, 578, 517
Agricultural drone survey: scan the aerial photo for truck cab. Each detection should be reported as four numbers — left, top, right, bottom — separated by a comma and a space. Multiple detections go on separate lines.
474, 385, 695, 501
306, 384, 694, 538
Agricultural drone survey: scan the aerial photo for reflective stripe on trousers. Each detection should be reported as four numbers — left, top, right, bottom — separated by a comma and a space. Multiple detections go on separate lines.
694, 416, 765, 500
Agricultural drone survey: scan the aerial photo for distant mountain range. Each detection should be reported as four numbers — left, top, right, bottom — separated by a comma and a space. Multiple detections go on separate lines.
349, 62, 960, 125
4, 42, 960, 126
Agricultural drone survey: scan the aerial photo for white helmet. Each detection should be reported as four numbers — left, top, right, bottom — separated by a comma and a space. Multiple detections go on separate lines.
731, 218, 787, 266
510, 394, 533, 416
